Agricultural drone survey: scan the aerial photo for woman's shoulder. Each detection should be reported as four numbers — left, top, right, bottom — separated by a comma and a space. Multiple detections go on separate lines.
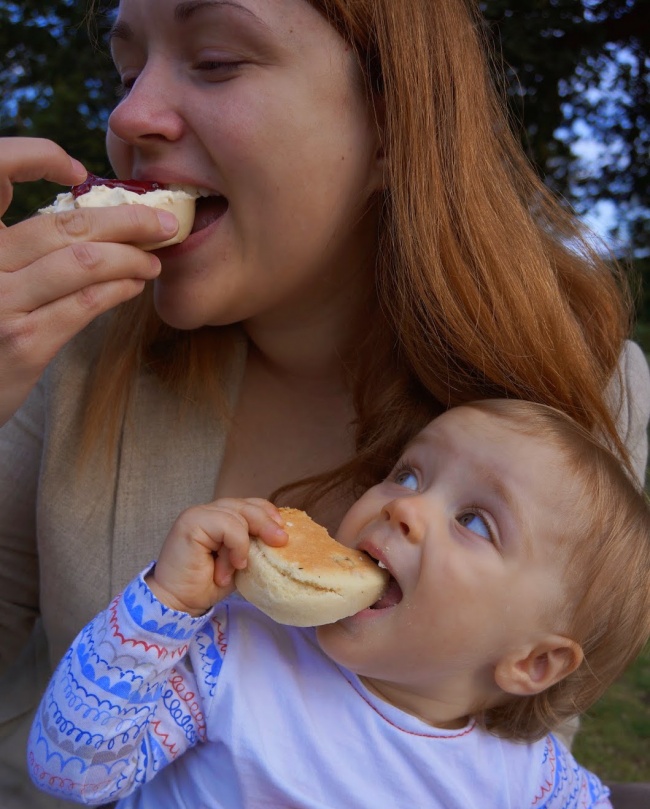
610, 340, 650, 484
2, 315, 114, 441
617, 339, 650, 402
30, 314, 120, 443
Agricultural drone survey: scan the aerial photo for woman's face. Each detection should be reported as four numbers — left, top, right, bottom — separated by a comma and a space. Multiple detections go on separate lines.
107, 0, 382, 331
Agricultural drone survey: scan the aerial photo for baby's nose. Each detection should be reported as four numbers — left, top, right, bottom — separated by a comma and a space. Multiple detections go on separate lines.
381, 497, 425, 543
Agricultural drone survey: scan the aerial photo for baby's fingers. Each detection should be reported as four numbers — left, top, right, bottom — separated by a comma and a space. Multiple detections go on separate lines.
216, 499, 288, 559
246, 501, 288, 541
213, 552, 237, 588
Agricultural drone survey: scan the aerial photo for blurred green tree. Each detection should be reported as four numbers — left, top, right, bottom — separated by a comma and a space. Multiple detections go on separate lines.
480, 0, 649, 260
0, 1, 115, 218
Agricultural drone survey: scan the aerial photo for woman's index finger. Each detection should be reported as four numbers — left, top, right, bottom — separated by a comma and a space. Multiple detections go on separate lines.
0, 138, 86, 186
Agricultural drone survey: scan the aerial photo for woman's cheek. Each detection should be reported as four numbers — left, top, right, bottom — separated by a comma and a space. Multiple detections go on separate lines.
105, 130, 131, 178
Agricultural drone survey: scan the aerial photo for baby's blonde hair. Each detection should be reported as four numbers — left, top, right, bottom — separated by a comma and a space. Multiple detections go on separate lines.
467, 400, 650, 742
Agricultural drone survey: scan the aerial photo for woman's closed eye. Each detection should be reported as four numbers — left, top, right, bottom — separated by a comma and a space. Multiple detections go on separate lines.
457, 510, 494, 542
115, 60, 246, 98
194, 59, 246, 80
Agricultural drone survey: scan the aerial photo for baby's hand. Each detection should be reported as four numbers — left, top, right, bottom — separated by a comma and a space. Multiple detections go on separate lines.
146, 498, 287, 616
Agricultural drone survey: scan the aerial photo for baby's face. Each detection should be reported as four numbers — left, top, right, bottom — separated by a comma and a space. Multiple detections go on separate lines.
318, 406, 577, 714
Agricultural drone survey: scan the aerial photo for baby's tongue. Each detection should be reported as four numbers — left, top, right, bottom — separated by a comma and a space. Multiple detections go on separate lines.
369, 578, 403, 610
192, 196, 228, 233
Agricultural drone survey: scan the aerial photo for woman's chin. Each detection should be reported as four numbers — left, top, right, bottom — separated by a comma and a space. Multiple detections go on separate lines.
152, 285, 211, 331
155, 196, 229, 257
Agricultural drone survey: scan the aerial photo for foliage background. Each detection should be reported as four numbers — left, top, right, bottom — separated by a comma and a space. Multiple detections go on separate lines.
0, 0, 648, 782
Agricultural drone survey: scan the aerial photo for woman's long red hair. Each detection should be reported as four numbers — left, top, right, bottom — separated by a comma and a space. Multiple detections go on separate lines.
82, 0, 632, 500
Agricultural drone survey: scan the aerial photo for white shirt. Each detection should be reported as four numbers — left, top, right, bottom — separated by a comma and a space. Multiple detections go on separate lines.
28, 571, 612, 808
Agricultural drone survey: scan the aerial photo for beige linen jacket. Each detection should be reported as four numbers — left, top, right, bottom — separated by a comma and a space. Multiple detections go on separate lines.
0, 326, 649, 808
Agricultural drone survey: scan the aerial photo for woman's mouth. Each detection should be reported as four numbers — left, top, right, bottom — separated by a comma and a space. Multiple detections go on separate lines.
191, 194, 229, 233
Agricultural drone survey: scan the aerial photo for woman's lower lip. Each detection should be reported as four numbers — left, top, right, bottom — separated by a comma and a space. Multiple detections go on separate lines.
153, 209, 225, 258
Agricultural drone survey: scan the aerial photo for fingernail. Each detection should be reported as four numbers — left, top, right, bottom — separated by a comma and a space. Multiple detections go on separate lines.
156, 210, 178, 234
69, 158, 87, 181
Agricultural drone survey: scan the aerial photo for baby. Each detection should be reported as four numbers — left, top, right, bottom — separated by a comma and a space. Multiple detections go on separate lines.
28, 400, 650, 808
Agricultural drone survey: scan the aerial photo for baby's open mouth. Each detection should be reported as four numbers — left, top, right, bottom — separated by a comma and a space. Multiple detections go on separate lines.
191, 195, 228, 233
369, 572, 403, 609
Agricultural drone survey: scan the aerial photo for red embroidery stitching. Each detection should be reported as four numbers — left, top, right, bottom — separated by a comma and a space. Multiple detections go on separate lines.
151, 719, 179, 758
345, 677, 476, 739
108, 595, 189, 661
29, 753, 128, 798
215, 617, 228, 655
169, 670, 206, 740
532, 738, 556, 805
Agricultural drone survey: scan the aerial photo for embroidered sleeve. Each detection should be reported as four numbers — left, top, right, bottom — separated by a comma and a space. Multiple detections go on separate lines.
530, 735, 612, 808
27, 567, 230, 805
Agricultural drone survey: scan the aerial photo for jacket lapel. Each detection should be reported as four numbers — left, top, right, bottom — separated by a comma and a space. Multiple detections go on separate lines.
111, 338, 247, 592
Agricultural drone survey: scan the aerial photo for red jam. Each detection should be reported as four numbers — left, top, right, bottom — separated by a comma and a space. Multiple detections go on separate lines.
71, 173, 164, 198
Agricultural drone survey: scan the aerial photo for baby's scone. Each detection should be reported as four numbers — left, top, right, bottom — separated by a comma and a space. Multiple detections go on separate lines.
235, 507, 389, 626
39, 174, 200, 250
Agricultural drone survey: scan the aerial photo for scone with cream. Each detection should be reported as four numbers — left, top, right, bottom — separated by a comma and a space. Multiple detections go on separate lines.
39, 174, 201, 250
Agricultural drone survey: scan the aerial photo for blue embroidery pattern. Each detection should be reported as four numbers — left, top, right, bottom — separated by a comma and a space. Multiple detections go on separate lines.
27, 571, 216, 803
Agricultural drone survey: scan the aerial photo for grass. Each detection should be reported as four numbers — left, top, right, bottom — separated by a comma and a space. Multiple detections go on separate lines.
572, 321, 650, 783
573, 645, 650, 781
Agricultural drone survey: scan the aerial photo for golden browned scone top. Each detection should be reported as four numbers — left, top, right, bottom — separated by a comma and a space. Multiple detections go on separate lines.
238, 507, 389, 625
274, 507, 379, 576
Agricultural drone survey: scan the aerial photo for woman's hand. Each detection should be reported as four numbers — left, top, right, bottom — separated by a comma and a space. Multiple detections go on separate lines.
0, 137, 178, 427
146, 498, 289, 616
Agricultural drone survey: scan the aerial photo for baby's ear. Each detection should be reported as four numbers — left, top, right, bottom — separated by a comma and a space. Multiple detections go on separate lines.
494, 636, 584, 696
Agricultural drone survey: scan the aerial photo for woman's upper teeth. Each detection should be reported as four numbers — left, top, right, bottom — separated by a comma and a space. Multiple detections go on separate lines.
167, 184, 217, 198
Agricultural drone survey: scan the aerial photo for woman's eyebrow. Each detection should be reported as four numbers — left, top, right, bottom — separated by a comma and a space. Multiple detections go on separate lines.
109, 1, 269, 43
174, 0, 269, 28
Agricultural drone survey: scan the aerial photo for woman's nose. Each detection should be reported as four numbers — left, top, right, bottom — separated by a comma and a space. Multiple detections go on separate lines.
108, 66, 185, 146
381, 497, 426, 543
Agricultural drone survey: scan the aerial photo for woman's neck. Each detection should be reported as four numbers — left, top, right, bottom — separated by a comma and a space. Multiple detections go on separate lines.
243, 282, 374, 385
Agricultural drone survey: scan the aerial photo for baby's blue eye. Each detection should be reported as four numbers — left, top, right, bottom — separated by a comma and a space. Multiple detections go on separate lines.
394, 469, 418, 491
458, 511, 492, 541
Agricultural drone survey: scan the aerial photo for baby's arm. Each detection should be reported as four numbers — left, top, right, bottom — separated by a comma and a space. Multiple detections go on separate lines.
27, 498, 287, 804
